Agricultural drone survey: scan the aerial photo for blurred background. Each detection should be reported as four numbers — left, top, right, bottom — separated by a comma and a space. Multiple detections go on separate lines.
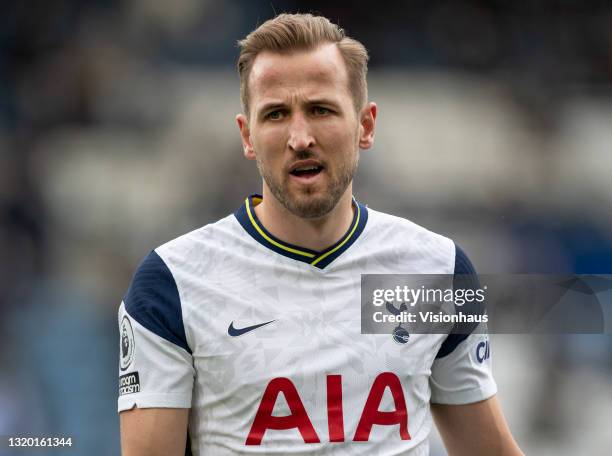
1, 0, 612, 454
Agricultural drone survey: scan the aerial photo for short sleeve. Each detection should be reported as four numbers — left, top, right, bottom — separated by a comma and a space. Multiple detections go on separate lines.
117, 250, 195, 412
429, 244, 497, 405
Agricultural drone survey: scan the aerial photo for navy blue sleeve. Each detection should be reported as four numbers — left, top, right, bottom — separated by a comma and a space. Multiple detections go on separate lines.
435, 243, 482, 359
124, 250, 191, 354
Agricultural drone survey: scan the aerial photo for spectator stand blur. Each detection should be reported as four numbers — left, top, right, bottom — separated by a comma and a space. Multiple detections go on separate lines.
1, 1, 611, 455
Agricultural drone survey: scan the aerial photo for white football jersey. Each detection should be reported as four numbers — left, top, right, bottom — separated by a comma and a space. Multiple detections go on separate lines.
117, 195, 496, 455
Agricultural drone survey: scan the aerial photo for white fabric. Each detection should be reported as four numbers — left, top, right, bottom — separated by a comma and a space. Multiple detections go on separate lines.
117, 206, 496, 455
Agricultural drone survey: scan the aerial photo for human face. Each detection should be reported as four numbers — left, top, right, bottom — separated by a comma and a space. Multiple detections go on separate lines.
237, 43, 376, 219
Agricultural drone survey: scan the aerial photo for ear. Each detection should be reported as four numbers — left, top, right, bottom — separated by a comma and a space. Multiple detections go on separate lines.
236, 114, 256, 160
358, 102, 377, 150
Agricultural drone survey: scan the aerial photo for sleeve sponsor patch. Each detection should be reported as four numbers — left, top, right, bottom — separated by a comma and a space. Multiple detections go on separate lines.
119, 372, 140, 396
120, 316, 135, 371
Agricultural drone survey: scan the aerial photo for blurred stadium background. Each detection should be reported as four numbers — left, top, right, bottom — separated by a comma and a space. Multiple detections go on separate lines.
1, 0, 612, 454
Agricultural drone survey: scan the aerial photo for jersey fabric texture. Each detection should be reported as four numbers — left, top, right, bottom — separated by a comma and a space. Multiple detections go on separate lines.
117, 195, 496, 455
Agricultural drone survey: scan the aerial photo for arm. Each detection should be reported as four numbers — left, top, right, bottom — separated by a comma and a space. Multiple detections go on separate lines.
431, 395, 523, 456
117, 251, 195, 454
120, 407, 189, 456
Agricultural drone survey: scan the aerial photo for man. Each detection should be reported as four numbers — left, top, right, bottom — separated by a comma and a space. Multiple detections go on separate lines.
118, 13, 523, 455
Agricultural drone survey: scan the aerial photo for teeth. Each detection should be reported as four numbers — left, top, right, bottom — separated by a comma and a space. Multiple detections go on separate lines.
294, 166, 319, 172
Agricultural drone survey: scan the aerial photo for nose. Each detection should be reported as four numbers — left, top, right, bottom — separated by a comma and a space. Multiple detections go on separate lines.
287, 113, 315, 152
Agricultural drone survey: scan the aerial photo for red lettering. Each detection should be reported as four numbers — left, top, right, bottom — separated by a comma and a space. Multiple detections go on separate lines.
353, 372, 411, 441
327, 375, 344, 442
245, 377, 320, 445
247, 373, 411, 445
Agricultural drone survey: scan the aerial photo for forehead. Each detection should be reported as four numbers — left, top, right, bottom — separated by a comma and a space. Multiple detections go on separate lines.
248, 43, 350, 108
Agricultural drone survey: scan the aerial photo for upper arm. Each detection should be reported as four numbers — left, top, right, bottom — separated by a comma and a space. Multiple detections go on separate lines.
431, 395, 523, 456
430, 244, 496, 405
430, 245, 521, 454
117, 251, 195, 453
120, 407, 189, 456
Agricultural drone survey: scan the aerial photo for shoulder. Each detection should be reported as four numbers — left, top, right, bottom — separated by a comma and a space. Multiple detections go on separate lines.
363, 207, 467, 274
129, 212, 241, 293
155, 213, 240, 266
123, 249, 190, 352
366, 207, 451, 247
122, 214, 238, 352
453, 243, 477, 275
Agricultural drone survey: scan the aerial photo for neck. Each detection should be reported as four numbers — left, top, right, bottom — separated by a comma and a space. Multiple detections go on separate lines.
254, 186, 355, 251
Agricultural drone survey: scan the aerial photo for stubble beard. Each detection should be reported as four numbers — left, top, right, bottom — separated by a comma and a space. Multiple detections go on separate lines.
256, 150, 359, 219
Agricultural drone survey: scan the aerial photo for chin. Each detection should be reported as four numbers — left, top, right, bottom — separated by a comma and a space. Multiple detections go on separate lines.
285, 192, 338, 219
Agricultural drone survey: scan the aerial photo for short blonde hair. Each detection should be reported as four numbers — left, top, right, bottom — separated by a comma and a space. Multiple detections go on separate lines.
237, 13, 369, 116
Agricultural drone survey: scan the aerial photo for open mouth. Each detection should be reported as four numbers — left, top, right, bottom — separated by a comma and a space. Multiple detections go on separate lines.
290, 165, 324, 178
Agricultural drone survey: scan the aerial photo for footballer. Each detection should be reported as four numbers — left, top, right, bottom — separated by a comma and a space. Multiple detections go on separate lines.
118, 13, 523, 455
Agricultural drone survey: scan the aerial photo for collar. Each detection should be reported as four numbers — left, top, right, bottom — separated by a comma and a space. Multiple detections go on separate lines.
234, 194, 368, 269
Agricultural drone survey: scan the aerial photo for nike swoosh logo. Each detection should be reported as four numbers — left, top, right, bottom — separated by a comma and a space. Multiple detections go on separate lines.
228, 320, 276, 337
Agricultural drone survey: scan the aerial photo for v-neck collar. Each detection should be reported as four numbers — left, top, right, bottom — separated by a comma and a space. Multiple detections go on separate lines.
234, 194, 368, 269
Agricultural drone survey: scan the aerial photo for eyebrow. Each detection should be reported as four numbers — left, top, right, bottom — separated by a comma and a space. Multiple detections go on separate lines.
257, 102, 287, 114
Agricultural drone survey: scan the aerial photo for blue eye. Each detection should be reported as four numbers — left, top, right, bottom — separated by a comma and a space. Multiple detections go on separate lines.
313, 107, 330, 115
266, 110, 283, 120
